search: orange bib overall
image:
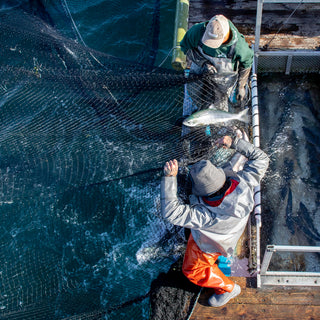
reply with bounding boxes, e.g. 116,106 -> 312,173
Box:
182,234 -> 234,294
182,179 -> 239,294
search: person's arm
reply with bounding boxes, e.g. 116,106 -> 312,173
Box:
233,30 -> 254,70
180,23 -> 206,54
180,31 -> 192,54
218,135 -> 269,187
237,67 -> 251,102
161,159 -> 215,229
228,21 -> 253,102
230,137 -> 269,187
234,33 -> 253,102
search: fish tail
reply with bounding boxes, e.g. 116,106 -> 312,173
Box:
238,108 -> 250,123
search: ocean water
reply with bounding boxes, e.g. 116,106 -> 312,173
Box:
0,1 -> 182,319
259,74 -> 320,272
1,1 -> 320,319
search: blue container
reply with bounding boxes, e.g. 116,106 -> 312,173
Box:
217,256 -> 231,277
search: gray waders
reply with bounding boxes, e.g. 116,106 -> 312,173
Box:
186,44 -> 238,112
182,44 -> 239,163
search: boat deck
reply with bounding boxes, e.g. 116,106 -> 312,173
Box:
189,277 -> 320,319
189,0 -> 320,50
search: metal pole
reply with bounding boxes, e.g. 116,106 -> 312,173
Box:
268,245 -> 320,253
260,249 -> 274,274
265,271 -> 320,276
264,0 -> 320,3
251,58 -> 263,286
254,0 -> 264,53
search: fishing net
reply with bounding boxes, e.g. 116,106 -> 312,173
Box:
0,1 -> 242,319
2,1 -> 320,319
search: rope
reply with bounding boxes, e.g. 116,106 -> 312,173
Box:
106,291 -> 151,314
185,288 -> 202,320
60,0 -> 106,66
136,0 -> 161,66
60,0 -> 86,46
263,0 -> 303,50
158,46 -> 177,68
62,292 -> 150,319
60,0 -> 122,109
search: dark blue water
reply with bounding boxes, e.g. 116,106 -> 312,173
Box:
1,2 -> 320,319
0,1 -> 182,319
259,74 -> 320,272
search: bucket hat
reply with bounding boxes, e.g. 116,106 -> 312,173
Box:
190,160 -> 226,196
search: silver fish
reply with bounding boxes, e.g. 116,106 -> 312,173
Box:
183,108 -> 250,127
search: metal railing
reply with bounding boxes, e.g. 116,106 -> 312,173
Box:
250,59 -> 262,278
254,0 -> 320,74
258,245 -> 320,287
254,0 -> 320,287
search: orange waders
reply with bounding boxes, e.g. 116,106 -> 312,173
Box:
182,234 -> 235,294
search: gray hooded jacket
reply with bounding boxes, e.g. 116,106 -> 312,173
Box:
160,139 -> 269,257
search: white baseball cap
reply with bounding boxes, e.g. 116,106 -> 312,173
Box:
201,15 -> 230,49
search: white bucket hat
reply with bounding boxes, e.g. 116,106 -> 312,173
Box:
201,15 -> 230,49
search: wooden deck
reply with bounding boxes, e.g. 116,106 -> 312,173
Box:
190,277 -> 320,319
189,0 -> 320,50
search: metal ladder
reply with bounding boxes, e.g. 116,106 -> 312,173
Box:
258,245 -> 320,287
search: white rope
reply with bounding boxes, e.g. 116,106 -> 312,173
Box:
158,46 -> 178,67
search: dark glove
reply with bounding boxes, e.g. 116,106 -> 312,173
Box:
237,67 -> 251,101
237,86 -> 246,101
203,62 -> 217,74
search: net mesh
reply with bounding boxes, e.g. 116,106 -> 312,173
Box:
3,1 -> 319,319
0,1 -> 220,319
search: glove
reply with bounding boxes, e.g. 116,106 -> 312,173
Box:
236,86 -> 246,101
237,67 -> 251,102
203,62 -> 217,74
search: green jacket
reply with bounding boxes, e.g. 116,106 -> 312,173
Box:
180,20 -> 253,70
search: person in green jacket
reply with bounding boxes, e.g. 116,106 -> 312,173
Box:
180,15 -> 253,111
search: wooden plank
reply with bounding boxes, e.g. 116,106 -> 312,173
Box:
189,0 -> 320,34
190,304 -> 320,319
199,287 -> 320,306
190,277 -> 320,319
245,35 -> 320,50
188,0 -> 320,50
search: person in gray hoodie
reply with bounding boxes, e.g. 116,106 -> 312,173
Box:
161,135 -> 269,307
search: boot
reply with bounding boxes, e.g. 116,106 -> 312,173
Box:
208,284 -> 241,307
